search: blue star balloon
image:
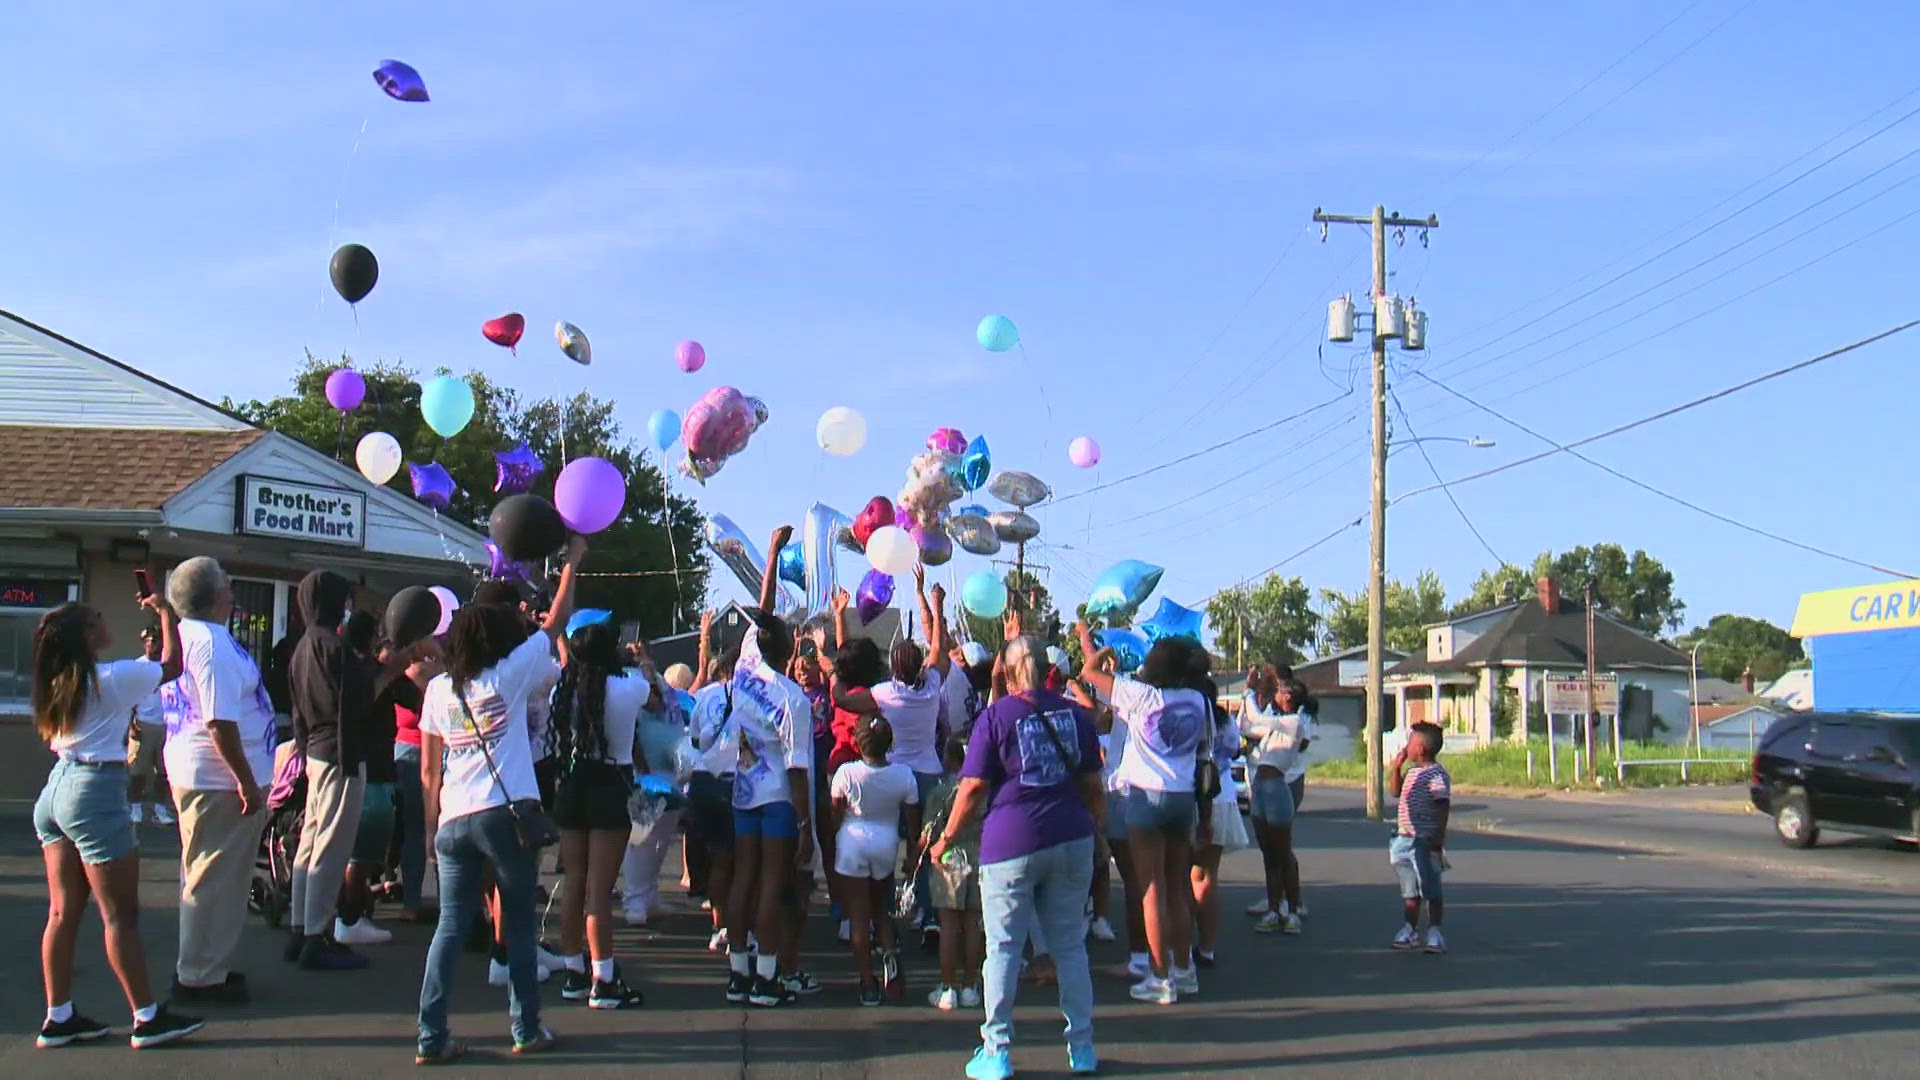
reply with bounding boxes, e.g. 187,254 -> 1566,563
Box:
1095,628 -> 1149,673
409,461 -> 455,511
957,503 -> 990,519
1139,598 -> 1204,645
1085,559 -> 1163,622
373,59 -> 429,102
777,543 -> 806,589
494,441 -> 544,495
961,435 -> 991,491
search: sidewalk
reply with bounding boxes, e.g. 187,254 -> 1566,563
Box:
1315,777 -> 1755,816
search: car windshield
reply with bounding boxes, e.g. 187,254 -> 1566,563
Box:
1890,722 -> 1920,763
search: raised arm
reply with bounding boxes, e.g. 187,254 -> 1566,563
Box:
140,594 -> 183,685
1074,623 -> 1117,698
538,535 -> 589,640
927,578 -> 953,676
759,525 -> 794,615
691,609 -> 715,691
831,587 -> 852,649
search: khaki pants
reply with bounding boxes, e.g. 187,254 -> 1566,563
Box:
173,788 -> 270,988
290,758 -> 366,936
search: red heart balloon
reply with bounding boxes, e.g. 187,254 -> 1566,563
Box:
852,496 -> 896,550
483,313 -> 526,353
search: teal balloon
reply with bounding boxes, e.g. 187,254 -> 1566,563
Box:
420,375 -> 476,439
976,314 -> 1019,353
648,408 -> 681,452
961,435 -> 990,491
1086,559 -> 1163,621
961,570 -> 1009,619
1095,628 -> 1148,673
777,544 -> 806,589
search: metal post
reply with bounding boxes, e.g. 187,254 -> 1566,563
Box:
1584,580 -> 1598,782
1313,205 -> 1438,819
1690,640 -> 1704,759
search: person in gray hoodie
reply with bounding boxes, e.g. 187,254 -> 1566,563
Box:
286,571 -> 377,971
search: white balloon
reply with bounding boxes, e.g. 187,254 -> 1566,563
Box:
865,525 -> 919,576
815,406 -> 867,456
428,585 -> 460,636
355,432 -> 403,485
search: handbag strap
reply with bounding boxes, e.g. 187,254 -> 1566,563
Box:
452,686 -> 518,808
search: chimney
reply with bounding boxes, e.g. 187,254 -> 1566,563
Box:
1742,665 -> 1755,694
1537,576 -> 1559,614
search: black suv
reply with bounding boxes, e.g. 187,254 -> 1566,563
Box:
1750,711 -> 1920,849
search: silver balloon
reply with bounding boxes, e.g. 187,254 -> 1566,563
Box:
703,514 -> 801,615
555,321 -> 592,366
988,470 -> 1051,508
948,513 -> 1001,556
989,510 -> 1040,543
803,502 -> 855,614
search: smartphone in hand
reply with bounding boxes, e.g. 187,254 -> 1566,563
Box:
134,568 -> 153,600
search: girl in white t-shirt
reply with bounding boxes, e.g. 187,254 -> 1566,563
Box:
31,595 -> 204,1049
545,620 -> 650,1010
830,717 -> 920,1006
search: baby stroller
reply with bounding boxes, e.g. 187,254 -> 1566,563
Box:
249,741 -> 306,929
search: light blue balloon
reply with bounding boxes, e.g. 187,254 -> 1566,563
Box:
1095,628 -> 1149,673
1086,559 -> 1163,622
957,503 -> 989,519
961,570 -> 1009,619
419,375 -> 476,439
961,435 -> 990,491
566,608 -> 613,637
648,408 -> 681,452
977,314 -> 1019,353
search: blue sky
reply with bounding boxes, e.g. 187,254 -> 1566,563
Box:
6,1 -> 1918,637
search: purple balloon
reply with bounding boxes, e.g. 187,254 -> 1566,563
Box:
409,461 -> 455,511
494,441 -> 544,495
554,456 -> 626,534
855,569 -> 894,624
373,59 -> 429,102
324,368 -> 366,412
486,541 -> 529,581
913,524 -> 953,567
1068,435 -> 1101,469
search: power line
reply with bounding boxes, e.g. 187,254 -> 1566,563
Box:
1409,368 -> 1916,580
1048,390 -> 1352,506
1388,387 -> 1505,568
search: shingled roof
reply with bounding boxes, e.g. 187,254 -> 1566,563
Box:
1389,595 -> 1688,677
0,425 -> 265,510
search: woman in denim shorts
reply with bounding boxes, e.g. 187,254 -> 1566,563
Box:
31,597 -> 202,1050
1074,627 -> 1212,1005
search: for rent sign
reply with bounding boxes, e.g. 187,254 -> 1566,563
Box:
234,475 -> 367,548
1543,674 -> 1617,716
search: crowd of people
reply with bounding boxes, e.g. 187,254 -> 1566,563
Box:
24,523 -> 1456,1072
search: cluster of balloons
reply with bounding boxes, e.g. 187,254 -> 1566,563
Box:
680,386 -> 768,483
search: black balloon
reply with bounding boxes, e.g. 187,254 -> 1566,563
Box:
330,243 -> 379,304
490,493 -> 567,562
385,585 -> 440,648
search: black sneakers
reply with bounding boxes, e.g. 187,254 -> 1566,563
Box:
587,972 -> 645,1010
130,1007 -> 205,1049
36,1013 -> 110,1048
747,973 -> 794,1008
171,973 -> 249,1005
561,968 -> 592,1002
725,970 -> 751,1004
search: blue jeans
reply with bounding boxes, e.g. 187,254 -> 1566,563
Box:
911,771 -> 942,924
979,835 -> 1096,1055
393,742 -> 427,909
418,805 -> 542,1052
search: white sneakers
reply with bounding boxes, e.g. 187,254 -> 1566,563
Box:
1129,975 -> 1176,1005
488,958 -> 555,986
837,919 -> 852,943
707,929 -> 728,953
1126,954 -> 1151,980
1170,965 -> 1199,996
1087,916 -> 1116,942
1392,923 -> 1420,950
1391,924 -> 1447,953
1244,898 -> 1270,917
959,985 -> 981,1008
1281,913 -> 1303,935
1424,927 -> 1447,954
1253,912 -> 1283,934
129,803 -> 146,825
334,917 -> 392,946
929,985 -> 959,1011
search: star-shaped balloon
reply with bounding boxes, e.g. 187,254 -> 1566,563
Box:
1139,597 -> 1204,644
409,462 -> 455,511
494,441 -> 544,495
485,541 -> 529,581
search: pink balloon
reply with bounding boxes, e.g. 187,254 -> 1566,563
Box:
681,386 -> 765,464
927,427 -> 967,455
676,340 -> 706,373
553,456 -> 627,534
1068,436 -> 1101,469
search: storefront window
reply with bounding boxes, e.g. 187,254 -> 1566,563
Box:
229,578 -> 276,664
0,577 -> 80,711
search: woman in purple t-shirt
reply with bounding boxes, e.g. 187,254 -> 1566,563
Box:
929,634 -> 1104,1080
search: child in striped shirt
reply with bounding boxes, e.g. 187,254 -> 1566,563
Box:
1388,721 -> 1450,955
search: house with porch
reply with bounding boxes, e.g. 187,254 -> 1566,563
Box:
1385,577 -> 1695,746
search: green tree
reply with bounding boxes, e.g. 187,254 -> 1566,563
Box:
1455,545 -> 1685,636
229,353 -> 707,637
1676,614 -> 1804,684
1320,569 -> 1448,655
1205,573 -> 1318,671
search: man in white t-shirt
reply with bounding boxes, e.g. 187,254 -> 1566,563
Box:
164,558 -> 278,1004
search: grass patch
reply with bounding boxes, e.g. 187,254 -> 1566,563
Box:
1312,738 -> 1750,790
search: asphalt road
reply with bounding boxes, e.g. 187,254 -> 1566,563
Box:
2,787 -> 1916,1079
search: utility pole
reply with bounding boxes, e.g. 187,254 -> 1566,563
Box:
1314,205 -> 1439,820
1584,580 -> 1598,783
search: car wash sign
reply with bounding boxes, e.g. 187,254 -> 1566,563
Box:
235,475 -> 366,548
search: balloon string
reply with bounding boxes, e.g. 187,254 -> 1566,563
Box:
661,471 -> 683,634
322,115 -> 370,317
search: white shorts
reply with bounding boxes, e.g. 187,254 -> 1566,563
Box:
834,821 -> 900,880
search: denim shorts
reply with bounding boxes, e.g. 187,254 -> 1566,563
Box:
1248,770 -> 1296,825
1105,790 -> 1130,841
34,759 -> 136,865
1122,787 -> 1197,837
735,799 -> 800,840
1390,834 -> 1444,902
